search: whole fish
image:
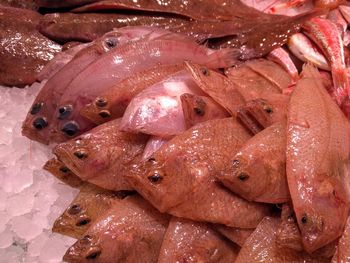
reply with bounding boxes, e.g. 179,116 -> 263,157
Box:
303,17 -> 349,105
185,62 -> 245,115
22,27 -> 159,144
237,94 -> 289,134
218,121 -> 290,203
80,64 -> 184,125
53,119 -> 148,191
0,6 -> 61,87
267,47 -> 299,82
142,136 -> 170,161
288,33 -> 330,71
51,36 -> 238,142
43,158 -> 83,188
332,216 -> 350,262
158,217 -> 239,263
180,93 -> 230,128
128,118 -> 271,228
235,217 -> 330,263
214,225 -> 254,247
64,194 -> 170,263
286,64 -> 350,252
120,70 -> 204,137
52,184 -> 120,239
39,12 -> 189,43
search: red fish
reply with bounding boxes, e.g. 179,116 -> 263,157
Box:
287,64 -> 350,252
332,216 -> 350,262
214,225 -> 254,247
267,47 -> 299,82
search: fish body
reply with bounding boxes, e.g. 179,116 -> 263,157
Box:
80,64 -> 184,125
64,194 -> 169,263
158,217 -> 239,263
53,119 -> 148,191
214,225 -> 254,247
129,118 -> 270,228
142,136 -> 170,161
332,216 -> 350,262
286,64 -> 350,252
218,121 -> 290,203
267,47 -> 299,82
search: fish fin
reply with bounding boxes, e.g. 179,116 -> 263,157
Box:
206,48 -> 241,68
331,67 -> 349,105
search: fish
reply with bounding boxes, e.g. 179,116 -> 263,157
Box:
288,33 -> 330,71
52,184 -> 122,239
158,217 -> 239,263
43,158 -> 84,188
303,17 -> 349,105
225,62 -> 283,101
35,0 -> 97,8
119,70 -> 204,137
218,121 -> 290,203
53,118 -> 148,191
0,0 -> 38,9
38,12 -> 189,43
37,43 -> 89,82
80,64 -> 184,125
185,62 -> 245,115
214,225 -> 254,247
72,0 -> 266,21
22,28 -> 157,144
128,118 -> 271,228
332,216 -> 350,262
235,217 -> 330,263
63,194 -> 170,263
180,93 -> 230,129
339,5 -> 350,24
237,94 -> 289,135
328,8 -> 348,34
286,64 -> 350,252
267,47 -> 299,82
0,6 -> 61,87
142,136 -> 170,161
314,0 -> 344,9
51,35 -> 238,142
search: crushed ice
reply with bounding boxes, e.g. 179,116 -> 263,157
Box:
0,83 -> 79,263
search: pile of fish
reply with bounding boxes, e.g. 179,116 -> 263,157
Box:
2,0 -> 350,262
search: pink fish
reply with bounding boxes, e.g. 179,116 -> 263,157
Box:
267,47 -> 299,82
332,216 -> 350,262
142,136 -> 170,161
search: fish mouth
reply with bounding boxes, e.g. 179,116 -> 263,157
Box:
53,145 -> 82,177
21,125 -> 49,145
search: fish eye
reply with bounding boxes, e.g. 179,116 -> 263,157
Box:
200,67 -> 209,76
59,166 -> 70,173
148,171 -> 163,184
67,204 -> 82,215
61,121 -> 79,137
58,105 -> 73,120
237,172 -> 249,181
30,102 -> 44,115
76,216 -> 91,226
85,247 -> 101,260
301,214 -> 308,224
104,37 -> 118,49
32,117 -> 48,130
74,149 -> 88,159
193,106 -> 205,116
98,110 -> 111,118
95,97 -> 107,108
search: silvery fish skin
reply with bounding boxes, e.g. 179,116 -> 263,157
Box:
128,118 -> 271,228
64,195 -> 170,263
51,35 -> 238,142
218,121 -> 290,204
180,93 -> 230,129
158,217 -> 239,263
286,64 -> 350,252
52,184 -> 119,239
80,64 -> 184,125
53,119 -> 148,191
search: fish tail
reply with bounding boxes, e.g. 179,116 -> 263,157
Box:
331,67 -> 349,105
206,48 -> 241,68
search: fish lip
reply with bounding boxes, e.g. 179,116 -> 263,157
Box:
21,125 -> 49,145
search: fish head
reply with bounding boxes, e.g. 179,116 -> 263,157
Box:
43,158 -> 83,188
53,132 -> 112,180
130,153 -> 201,212
80,95 -> 117,125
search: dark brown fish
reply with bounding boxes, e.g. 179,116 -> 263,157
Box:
235,217 -> 330,262
39,12 -> 189,43
52,184 -> 119,239
287,64 -> 350,252
80,64 -> 184,125
34,0 -> 97,8
43,158 -> 84,188
218,121 -> 290,204
214,225 -> 254,247
0,6 -> 61,87
0,0 -> 38,9
158,217 -> 239,263
53,119 -> 148,191
237,94 -> 289,135
129,118 -> 271,228
64,194 -> 169,263
185,62 -> 245,116
181,93 -> 230,128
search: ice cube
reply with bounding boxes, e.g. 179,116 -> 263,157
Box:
0,227 -> 13,249
10,216 -> 42,241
